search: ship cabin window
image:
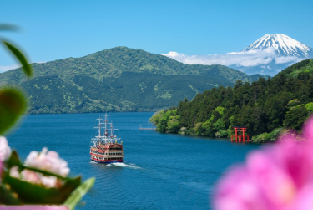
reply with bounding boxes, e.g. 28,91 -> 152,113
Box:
109,147 -> 122,151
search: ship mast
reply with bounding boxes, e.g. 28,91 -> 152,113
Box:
92,116 -> 103,147
110,121 -> 119,142
97,117 -> 102,138
103,114 -> 110,143
91,114 -> 120,147
110,121 -> 114,142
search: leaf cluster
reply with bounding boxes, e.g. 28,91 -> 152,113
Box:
0,24 -> 95,209
0,24 -> 32,135
0,151 -> 94,209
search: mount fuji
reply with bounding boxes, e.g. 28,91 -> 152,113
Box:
242,34 -> 313,58
164,34 -> 313,76
229,34 -> 313,75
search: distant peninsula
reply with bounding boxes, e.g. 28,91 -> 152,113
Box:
149,59 -> 313,142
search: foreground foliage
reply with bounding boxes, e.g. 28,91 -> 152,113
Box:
0,144 -> 94,208
0,23 -> 94,209
150,59 -> 313,142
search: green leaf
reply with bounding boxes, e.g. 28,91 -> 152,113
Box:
3,174 -> 82,205
4,174 -> 62,204
6,150 -> 22,169
1,39 -> 33,77
0,184 -> 22,205
59,176 -> 82,197
63,177 -> 95,210
0,88 -> 26,135
0,24 -> 19,32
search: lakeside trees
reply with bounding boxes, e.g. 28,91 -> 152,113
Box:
150,59 -> 313,142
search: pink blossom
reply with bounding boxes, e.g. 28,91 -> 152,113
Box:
41,175 -> 58,188
21,170 -> 41,184
6,148 -> 69,188
9,166 -> 60,188
213,116 -> 313,210
9,166 -> 19,178
0,136 -> 11,161
24,147 -> 69,177
0,159 -> 3,178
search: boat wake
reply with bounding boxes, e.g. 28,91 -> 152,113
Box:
107,162 -> 142,169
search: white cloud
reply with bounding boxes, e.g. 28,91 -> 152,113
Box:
0,64 -> 21,72
35,61 -> 47,64
275,56 -> 301,64
0,61 -> 46,73
163,48 -> 301,68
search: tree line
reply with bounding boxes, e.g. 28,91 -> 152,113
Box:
150,59 -> 313,142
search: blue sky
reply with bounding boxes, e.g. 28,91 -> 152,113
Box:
1,0 -> 313,70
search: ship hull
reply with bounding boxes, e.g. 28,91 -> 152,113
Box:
90,158 -> 123,164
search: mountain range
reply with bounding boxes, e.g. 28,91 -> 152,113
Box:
165,34 -> 313,76
0,47 -> 268,114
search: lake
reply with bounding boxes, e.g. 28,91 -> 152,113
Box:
7,112 -> 260,210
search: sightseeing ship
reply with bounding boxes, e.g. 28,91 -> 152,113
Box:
90,114 -> 124,163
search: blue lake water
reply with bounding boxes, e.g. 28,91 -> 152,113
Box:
7,112 -> 260,210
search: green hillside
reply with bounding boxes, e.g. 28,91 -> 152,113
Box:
0,47 -> 269,114
150,59 -> 313,142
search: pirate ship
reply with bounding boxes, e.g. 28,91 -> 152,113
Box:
90,114 -> 124,163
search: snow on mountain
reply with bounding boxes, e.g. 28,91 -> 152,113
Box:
242,34 -> 313,58
164,34 -> 313,76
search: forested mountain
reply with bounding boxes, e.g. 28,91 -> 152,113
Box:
150,59 -> 313,142
0,47 -> 269,114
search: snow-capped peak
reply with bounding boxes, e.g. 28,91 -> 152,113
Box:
242,34 -> 313,58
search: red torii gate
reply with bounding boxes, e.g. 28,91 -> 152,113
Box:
231,126 -> 249,143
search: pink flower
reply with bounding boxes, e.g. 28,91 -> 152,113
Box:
0,136 -> 11,161
24,147 -> 69,177
21,170 -> 41,184
41,176 -> 58,188
9,166 -> 19,178
213,116 -> 313,210
8,148 -> 69,188
0,160 -> 3,178
9,166 -> 60,188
